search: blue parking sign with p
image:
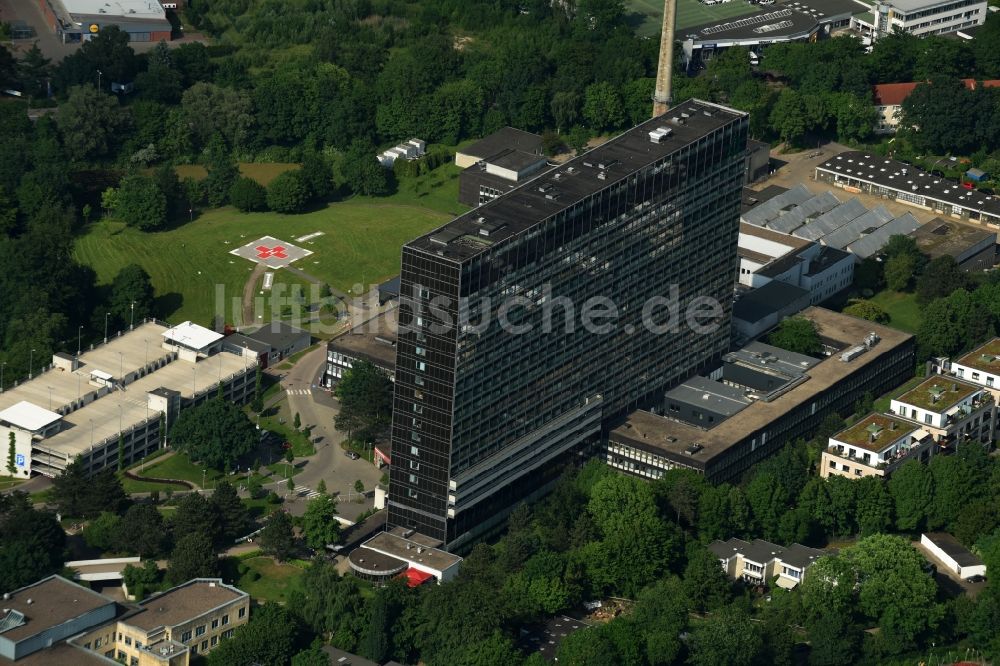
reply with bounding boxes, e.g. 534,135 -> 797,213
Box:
15,454 -> 25,467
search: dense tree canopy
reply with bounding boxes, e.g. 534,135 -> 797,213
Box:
169,398 -> 257,470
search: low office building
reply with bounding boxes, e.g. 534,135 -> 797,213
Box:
98,579 -> 249,662
454,127 -> 542,169
889,376 -> 995,449
323,307 -> 398,387
911,219 -> 997,271
456,128 -> 549,207
815,151 -> 1000,226
605,308 -> 915,483
458,150 -> 550,207
36,0 -> 172,44
732,280 -> 812,341
0,576 -> 246,666
920,533 -> 987,579
0,321 -> 256,478
852,0 -> 988,40
738,222 -> 855,304
709,538 -> 827,589
244,322 -> 310,366
821,412 -> 935,479
872,79 -> 1000,133
0,576 -> 118,664
349,529 -> 462,587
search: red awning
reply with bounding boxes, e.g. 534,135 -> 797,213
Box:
398,567 -> 434,588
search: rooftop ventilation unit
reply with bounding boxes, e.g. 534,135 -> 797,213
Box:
648,127 -> 672,144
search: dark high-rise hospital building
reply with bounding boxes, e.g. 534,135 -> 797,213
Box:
387,101 -> 749,549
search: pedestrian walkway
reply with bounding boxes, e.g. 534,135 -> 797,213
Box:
286,388 -> 313,396
292,484 -> 322,499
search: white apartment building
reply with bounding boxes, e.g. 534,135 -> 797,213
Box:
709,538 -> 827,589
889,376 -> 995,449
853,0 -> 987,38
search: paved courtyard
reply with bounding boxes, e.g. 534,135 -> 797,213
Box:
230,236 -> 313,269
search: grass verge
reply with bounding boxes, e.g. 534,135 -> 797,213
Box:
869,290 -> 922,334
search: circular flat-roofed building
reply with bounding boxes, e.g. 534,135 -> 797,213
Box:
348,547 -> 408,584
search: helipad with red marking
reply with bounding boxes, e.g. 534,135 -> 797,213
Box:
230,236 -> 313,268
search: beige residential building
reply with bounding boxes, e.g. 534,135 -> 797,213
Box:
821,412 -> 935,479
0,577 -> 248,666
889,376 -> 995,450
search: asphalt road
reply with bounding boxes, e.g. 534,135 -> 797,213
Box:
270,344 -> 382,521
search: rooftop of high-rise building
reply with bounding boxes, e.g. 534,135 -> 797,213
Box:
407,100 -> 746,262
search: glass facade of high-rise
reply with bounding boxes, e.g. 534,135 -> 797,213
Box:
388,101 -> 750,548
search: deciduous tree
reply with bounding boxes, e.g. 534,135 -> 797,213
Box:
169,399 -> 257,471
260,510 -> 296,561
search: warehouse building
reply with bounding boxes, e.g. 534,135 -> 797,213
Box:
36,0 -> 172,43
911,219 -> 996,271
815,152 -> 1000,226
0,320 -> 256,479
742,183 -> 923,258
605,308 -> 915,483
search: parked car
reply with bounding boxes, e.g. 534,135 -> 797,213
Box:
345,451 -> 360,460
965,574 -> 987,584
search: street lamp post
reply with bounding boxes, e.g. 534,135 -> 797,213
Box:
47,386 -> 52,410
29,349 -> 35,379
97,69 -> 102,90
77,325 -> 83,357
104,313 -> 110,343
130,302 -> 135,330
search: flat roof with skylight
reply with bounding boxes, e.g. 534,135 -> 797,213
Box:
831,413 -> 920,452
955,339 -> 1000,375
895,377 -> 980,412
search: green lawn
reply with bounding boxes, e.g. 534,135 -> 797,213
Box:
0,477 -> 27,491
74,170 -> 462,327
627,0 -> 761,35
121,476 -> 188,494
226,556 -> 305,604
140,452 -> 225,488
869,291 -> 923,334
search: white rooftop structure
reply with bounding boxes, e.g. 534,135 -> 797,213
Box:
162,321 -> 224,352
60,0 -> 165,19
0,401 -> 62,432
0,321 -> 256,478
